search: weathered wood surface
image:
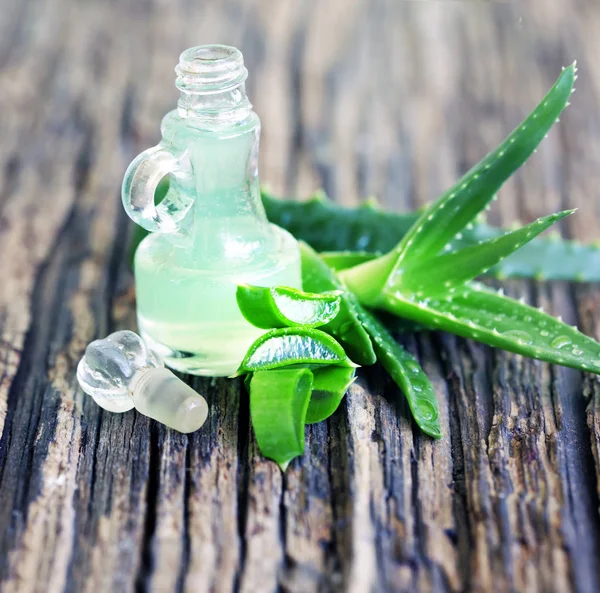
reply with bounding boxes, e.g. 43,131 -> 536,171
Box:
1,0 -> 600,591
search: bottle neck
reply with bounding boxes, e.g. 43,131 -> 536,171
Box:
175,45 -> 252,124
168,46 -> 272,265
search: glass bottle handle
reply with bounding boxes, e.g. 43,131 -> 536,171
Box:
122,144 -> 193,232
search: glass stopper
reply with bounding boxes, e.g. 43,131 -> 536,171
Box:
77,330 -> 208,433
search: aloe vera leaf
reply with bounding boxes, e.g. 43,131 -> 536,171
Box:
305,366 -> 356,424
340,66 -> 576,298
261,192 -> 600,282
357,309 -> 442,438
456,224 -> 600,282
236,284 -> 342,329
249,369 -> 314,471
235,327 -> 354,375
396,210 -> 574,297
261,190 -> 418,254
392,65 -> 575,266
299,242 -> 377,365
377,283 -> 600,374
320,251 -> 380,271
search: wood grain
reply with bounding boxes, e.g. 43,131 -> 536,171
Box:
1,0 -> 600,591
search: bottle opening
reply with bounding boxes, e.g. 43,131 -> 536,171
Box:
184,45 -> 237,64
176,44 -> 248,93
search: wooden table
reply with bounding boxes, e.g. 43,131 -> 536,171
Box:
1,0 -> 600,591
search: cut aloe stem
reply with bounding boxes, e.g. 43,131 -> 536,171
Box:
305,366 -> 356,424
249,369 -> 314,471
236,284 -> 342,329
300,242 -> 377,365
234,326 -> 355,375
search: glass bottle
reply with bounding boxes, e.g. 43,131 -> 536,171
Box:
122,45 -> 301,376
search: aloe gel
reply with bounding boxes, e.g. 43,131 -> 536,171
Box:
122,46 -> 301,376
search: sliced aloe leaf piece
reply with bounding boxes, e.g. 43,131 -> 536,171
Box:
396,210 -> 574,297
300,242 -> 377,365
235,327 -> 354,375
305,366 -> 356,424
340,65 -> 577,301
379,283 -> 600,374
236,284 -> 342,329
249,369 -> 314,471
357,309 -> 442,438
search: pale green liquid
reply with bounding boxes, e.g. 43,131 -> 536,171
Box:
133,108 -> 301,375
135,224 -> 301,376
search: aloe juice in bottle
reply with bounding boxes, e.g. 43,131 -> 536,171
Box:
122,45 -> 301,376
